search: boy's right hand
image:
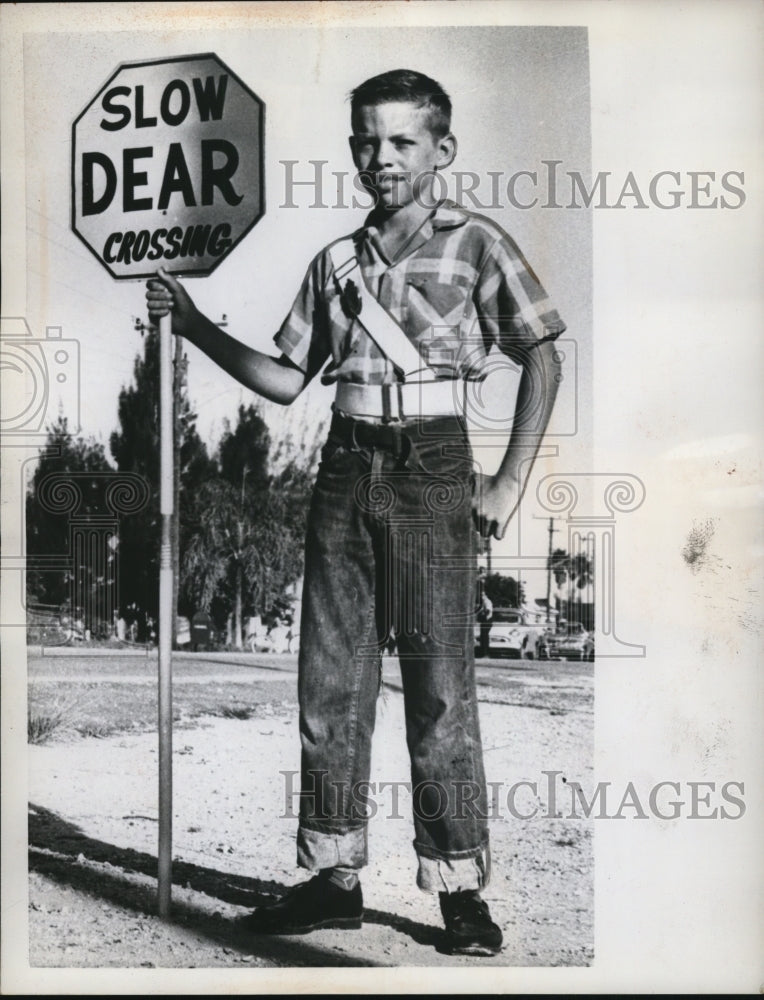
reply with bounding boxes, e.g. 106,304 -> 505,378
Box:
145,268 -> 198,338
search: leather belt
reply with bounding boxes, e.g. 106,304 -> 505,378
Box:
331,412 -> 413,454
335,380 -> 466,423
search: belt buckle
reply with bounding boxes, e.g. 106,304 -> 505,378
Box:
381,383 -> 403,423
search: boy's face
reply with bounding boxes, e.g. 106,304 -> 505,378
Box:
350,101 -> 456,213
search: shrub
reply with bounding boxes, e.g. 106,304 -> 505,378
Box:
27,690 -> 92,744
27,701 -> 75,744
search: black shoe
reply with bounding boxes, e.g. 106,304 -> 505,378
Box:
439,890 -> 503,956
242,873 -> 363,935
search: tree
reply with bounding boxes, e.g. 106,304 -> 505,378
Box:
549,548 -> 570,590
182,478 -> 255,648
547,547 -> 594,626
569,551 -> 593,594
110,329 -> 215,635
181,403 -> 318,648
548,548 -> 593,595
109,330 -> 161,626
218,403 -> 270,488
249,455 -> 313,618
185,404 -> 272,648
26,414 -> 113,610
176,366 -> 218,622
482,572 -> 524,609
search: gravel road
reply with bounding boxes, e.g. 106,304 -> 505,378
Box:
27,652 -> 593,970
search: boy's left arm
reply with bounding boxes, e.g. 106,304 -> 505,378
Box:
473,338 -> 561,541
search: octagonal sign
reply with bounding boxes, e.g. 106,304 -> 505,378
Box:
72,53 -> 264,279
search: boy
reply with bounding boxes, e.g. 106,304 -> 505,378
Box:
147,69 -> 565,956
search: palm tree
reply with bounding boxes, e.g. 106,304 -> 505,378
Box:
549,548 -> 570,590
570,551 -> 593,595
548,547 -> 594,625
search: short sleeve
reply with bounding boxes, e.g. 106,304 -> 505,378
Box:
273,253 -> 332,382
474,232 -> 566,363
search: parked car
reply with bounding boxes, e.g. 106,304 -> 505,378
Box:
474,608 -> 547,659
546,621 -> 594,661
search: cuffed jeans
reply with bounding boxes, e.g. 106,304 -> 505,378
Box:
296,412 -> 490,893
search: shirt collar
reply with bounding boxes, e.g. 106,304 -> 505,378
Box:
353,199 -> 468,257
430,199 -> 470,231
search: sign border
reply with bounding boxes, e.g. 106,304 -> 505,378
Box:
70,51 -> 265,280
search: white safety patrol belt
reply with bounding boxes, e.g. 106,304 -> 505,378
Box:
328,239 -> 434,382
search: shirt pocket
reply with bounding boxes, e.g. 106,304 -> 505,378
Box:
405,278 -> 470,371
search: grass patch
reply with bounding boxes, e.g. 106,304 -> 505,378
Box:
28,695 -> 80,744
77,722 -> 112,739
219,706 -> 256,720
28,687 -> 114,744
28,663 -> 299,742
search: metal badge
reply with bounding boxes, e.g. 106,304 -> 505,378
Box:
340,278 -> 363,319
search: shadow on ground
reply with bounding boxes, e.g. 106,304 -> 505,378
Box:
28,804 -> 445,966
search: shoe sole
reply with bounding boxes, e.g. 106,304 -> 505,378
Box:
448,943 -> 502,956
251,915 -> 363,935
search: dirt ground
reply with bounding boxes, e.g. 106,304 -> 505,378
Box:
26,653 -> 594,971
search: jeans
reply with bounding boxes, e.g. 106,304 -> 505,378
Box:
296,412 -> 490,893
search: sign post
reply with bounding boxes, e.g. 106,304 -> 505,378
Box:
158,311 -> 173,917
72,53 -> 264,917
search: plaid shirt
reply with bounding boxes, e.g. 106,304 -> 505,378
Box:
274,200 -> 566,386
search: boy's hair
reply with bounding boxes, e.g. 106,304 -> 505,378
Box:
350,69 -> 452,138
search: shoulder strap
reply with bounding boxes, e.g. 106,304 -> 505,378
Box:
329,238 -> 435,382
